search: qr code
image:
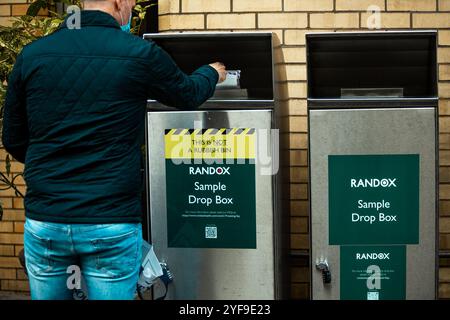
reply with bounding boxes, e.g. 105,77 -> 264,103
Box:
205,226 -> 217,239
367,291 -> 379,300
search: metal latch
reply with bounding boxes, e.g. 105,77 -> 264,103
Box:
315,258 -> 331,284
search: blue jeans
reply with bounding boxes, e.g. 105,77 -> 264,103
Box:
24,218 -> 142,300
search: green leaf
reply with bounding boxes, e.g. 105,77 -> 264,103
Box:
27,0 -> 48,17
5,154 -> 10,177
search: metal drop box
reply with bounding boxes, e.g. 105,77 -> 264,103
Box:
307,31 -> 439,300
143,32 -> 289,299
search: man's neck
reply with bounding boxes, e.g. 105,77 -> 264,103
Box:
83,2 -> 119,24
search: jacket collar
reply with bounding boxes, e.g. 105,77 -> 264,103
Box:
60,10 -> 121,30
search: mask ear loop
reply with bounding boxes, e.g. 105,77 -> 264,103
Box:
118,1 -> 129,27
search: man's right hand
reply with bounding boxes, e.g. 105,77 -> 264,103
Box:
209,62 -> 227,83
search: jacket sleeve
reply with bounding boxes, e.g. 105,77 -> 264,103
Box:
145,42 -> 219,109
2,53 -> 28,163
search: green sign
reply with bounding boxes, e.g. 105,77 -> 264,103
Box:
340,245 -> 406,300
329,154 -> 419,245
165,128 -> 256,248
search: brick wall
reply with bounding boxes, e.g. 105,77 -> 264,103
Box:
0,0 -> 40,294
158,0 -> 450,299
0,0 -> 47,27
0,147 -> 27,294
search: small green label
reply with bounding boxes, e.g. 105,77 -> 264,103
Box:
340,246 -> 406,300
166,161 -> 256,248
329,154 -> 419,245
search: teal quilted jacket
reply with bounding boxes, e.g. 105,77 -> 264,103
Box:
2,10 -> 218,223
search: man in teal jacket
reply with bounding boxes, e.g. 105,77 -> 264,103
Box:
2,0 -> 226,300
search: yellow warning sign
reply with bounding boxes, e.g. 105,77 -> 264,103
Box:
165,128 -> 255,159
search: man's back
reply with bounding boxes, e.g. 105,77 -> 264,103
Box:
3,10 -> 219,223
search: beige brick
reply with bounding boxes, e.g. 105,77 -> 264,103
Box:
290,233 -> 309,249
440,83 -> 450,98
0,187 -> 22,197
284,0 -> 333,11
0,16 -> 12,26
441,233 -> 450,250
0,257 -> 22,268
0,245 -> 14,256
440,30 -> 450,45
11,4 -> 27,15
207,13 -> 255,29
361,12 -> 410,28
441,217 -> 450,232
0,269 -> 16,280
288,82 -> 307,99
182,0 -> 230,13
291,283 -> 309,299
159,14 -> 204,31
290,183 -> 308,200
441,183 -> 450,199
290,200 -> 309,216
310,13 -> 359,29
2,186 -> 25,198
441,65 -> 450,81
442,281 -> 450,298
13,222 -> 24,233
11,4 -> 46,16
289,150 -> 308,166
291,266 -> 310,283
2,0 -> 27,3
285,30 -> 328,45
12,197 -> 24,209
441,118 -> 450,133
0,148 -> 8,158
440,133 -> 450,149
439,48 -> 450,63
441,99 -> 450,115
337,0 -> 385,11
291,216 -> 308,233
290,167 -> 308,183
0,5 -> 10,16
441,268 -> 450,282
158,0 -> 179,14
258,13 -> 307,28
440,200 -> 450,216
442,137 -> 450,152
0,233 -> 23,245
289,115 -> 308,132
388,0 -> 436,11
413,13 -> 450,28
441,166 -> 450,183
440,0 -> 450,10
284,30 -> 307,45
287,99 -> 307,116
288,132 -> 308,149
233,0 -> 281,12
282,47 -> 306,63
0,197 -> 13,209
0,160 -> 24,173
0,222 -> 14,233
12,174 -> 25,186
1,280 -> 29,292
1,209 -> 25,222
283,65 -> 307,81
